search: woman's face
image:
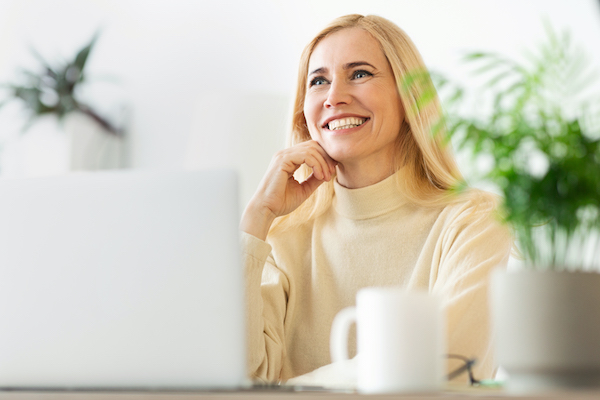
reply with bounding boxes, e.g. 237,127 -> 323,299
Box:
303,27 -> 404,170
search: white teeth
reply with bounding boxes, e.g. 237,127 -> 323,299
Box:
328,117 -> 367,130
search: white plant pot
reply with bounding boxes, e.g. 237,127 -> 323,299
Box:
63,112 -> 124,171
0,113 -> 124,177
490,269 -> 600,392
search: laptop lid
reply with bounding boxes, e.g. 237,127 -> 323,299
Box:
0,169 -> 246,390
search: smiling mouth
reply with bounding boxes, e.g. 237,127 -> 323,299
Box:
326,117 -> 368,131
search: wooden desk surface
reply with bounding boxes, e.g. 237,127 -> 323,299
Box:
0,389 -> 599,400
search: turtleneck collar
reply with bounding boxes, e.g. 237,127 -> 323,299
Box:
332,169 -> 407,220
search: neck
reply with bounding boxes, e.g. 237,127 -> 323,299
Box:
336,161 -> 397,189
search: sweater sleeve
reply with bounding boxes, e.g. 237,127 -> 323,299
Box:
241,231 -> 290,382
432,198 -> 512,382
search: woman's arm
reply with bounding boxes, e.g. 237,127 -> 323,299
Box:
241,140 -> 337,381
242,232 -> 289,381
433,196 -> 512,383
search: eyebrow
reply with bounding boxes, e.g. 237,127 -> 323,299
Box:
308,61 -> 376,76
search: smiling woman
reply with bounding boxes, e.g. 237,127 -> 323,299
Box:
240,14 -> 512,386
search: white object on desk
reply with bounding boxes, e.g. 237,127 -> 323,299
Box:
330,287 -> 445,394
0,169 -> 246,390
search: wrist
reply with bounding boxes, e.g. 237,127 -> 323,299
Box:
240,202 -> 277,241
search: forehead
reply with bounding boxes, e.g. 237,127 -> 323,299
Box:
308,27 -> 387,72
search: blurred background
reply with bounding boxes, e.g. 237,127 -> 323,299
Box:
1,0 -> 600,209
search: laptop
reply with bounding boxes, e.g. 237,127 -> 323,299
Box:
0,169 -> 247,390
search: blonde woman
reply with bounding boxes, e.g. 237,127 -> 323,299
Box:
241,14 -> 511,385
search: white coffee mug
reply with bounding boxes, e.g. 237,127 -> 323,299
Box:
330,287 -> 445,393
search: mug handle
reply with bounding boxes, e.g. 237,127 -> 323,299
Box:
330,306 -> 357,363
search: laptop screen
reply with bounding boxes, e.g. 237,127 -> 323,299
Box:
0,169 -> 247,390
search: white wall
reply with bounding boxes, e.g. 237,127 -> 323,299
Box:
1,0 -> 600,207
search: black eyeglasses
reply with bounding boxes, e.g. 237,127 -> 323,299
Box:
446,354 -> 480,386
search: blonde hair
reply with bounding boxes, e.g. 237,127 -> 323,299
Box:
274,14 -> 469,231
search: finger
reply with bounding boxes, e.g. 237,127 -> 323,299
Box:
273,150 -> 309,178
275,150 -> 325,183
299,144 -> 333,181
282,144 -> 329,181
279,141 -> 335,181
299,173 -> 326,198
305,141 -> 338,177
303,154 -> 328,181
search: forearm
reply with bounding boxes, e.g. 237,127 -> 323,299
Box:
241,232 -> 288,382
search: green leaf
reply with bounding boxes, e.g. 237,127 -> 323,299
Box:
73,31 -> 100,75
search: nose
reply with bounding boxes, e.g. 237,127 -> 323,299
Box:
324,80 -> 352,108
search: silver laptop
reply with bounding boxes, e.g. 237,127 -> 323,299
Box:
0,169 -> 247,390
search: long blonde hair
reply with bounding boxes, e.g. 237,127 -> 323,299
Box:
274,14 -> 468,231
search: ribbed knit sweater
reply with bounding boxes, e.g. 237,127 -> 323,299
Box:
242,171 -> 512,384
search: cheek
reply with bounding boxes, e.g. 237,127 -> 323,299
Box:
303,97 -> 321,136
381,92 -> 403,129
306,122 -> 320,141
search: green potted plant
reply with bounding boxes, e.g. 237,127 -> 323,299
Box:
412,26 -> 600,392
0,33 -> 124,174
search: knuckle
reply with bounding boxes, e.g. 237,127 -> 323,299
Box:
273,150 -> 287,161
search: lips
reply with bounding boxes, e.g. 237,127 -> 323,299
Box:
323,116 -> 369,131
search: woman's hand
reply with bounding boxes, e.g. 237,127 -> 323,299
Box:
241,140 -> 337,240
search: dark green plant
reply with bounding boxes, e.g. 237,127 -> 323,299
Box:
0,33 -> 122,136
408,26 -> 600,269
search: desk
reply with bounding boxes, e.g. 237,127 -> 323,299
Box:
0,390 -> 599,400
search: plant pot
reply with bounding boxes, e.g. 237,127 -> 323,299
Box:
490,269 -> 600,392
64,112 -> 124,171
0,113 -> 124,177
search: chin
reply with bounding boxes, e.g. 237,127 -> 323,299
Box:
323,149 -> 348,163
319,143 -> 347,159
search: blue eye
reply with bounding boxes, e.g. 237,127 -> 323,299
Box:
353,70 -> 372,79
309,76 -> 328,87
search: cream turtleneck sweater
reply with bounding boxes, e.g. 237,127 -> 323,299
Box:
242,172 -> 512,384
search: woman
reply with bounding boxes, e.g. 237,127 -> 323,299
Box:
240,14 -> 511,385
